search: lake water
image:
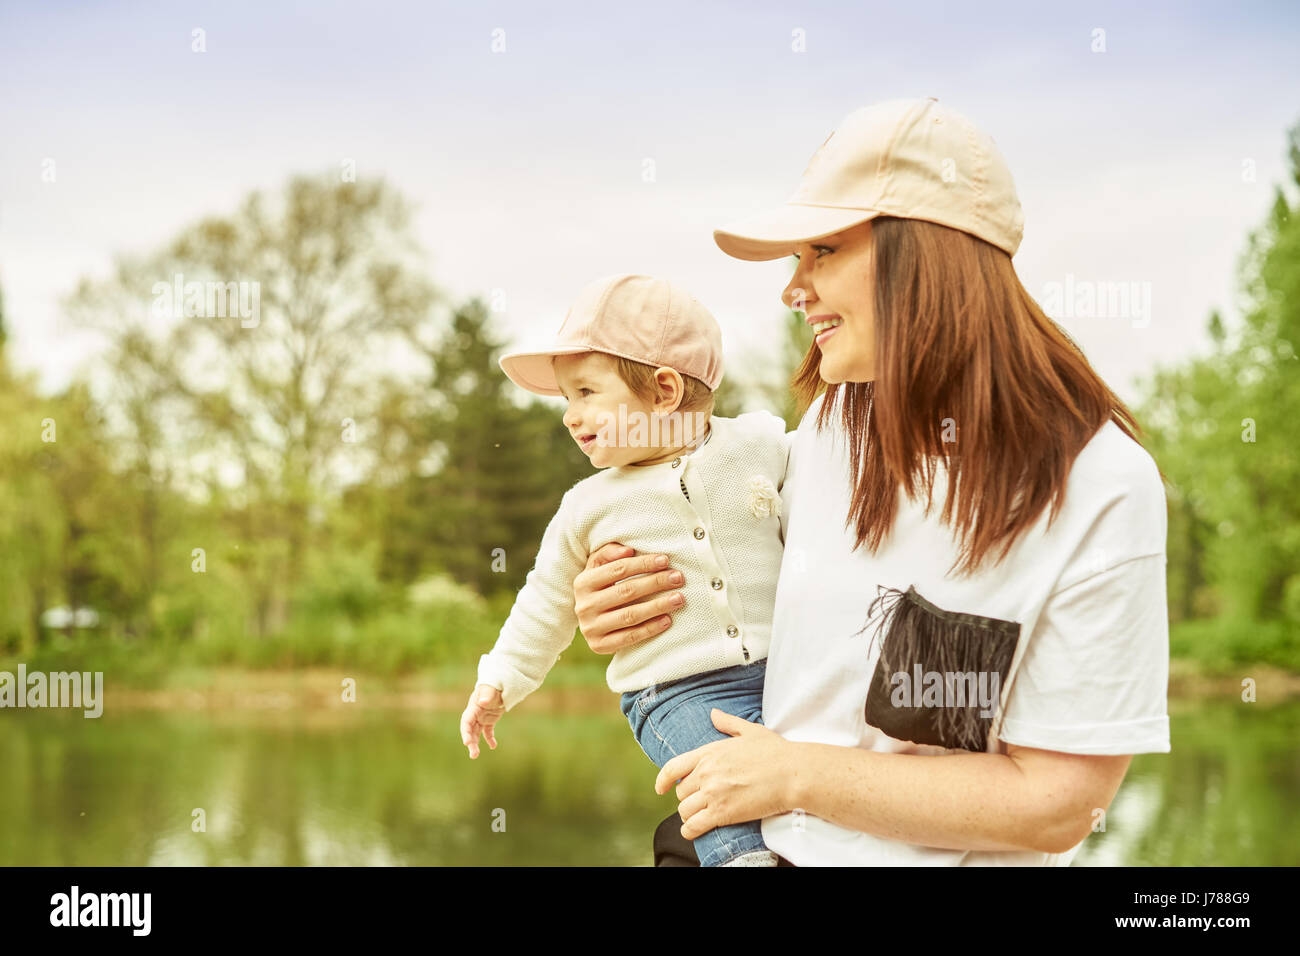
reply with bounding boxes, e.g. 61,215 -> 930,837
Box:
1,696 -> 1296,865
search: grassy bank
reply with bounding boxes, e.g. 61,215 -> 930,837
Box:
1168,616 -> 1300,672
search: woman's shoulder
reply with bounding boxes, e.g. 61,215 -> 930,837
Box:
1048,420 -> 1167,583
1065,420 -> 1165,510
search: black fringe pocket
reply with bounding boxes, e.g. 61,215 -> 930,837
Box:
861,585 -> 1022,751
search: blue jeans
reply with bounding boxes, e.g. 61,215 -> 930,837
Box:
619,659 -> 768,866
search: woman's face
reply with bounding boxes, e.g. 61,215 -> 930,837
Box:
782,219 -> 876,383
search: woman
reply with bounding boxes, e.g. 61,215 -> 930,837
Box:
571,97 -> 1171,865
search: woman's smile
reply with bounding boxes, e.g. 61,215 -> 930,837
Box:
809,313 -> 843,347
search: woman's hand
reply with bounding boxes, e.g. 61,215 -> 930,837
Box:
654,709 -> 798,840
573,542 -> 686,655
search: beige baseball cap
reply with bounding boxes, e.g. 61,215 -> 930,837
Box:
498,274 -> 724,397
714,97 -> 1024,261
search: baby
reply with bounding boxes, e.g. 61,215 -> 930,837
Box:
459,273 -> 790,867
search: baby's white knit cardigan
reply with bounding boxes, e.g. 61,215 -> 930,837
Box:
477,411 -> 792,710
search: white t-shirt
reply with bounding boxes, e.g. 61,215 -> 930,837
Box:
761,390 -> 1170,866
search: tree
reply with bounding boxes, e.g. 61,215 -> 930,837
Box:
751,306 -> 815,430
729,259 -> 818,430
376,299 -> 591,596
1137,118 -> 1300,627
0,296 -> 127,650
67,173 -> 440,636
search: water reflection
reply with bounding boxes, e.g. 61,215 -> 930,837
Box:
1,698 -> 1295,865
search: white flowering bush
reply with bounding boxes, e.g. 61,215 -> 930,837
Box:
407,572 -> 488,613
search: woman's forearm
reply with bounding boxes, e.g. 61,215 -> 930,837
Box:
782,741 -> 1113,854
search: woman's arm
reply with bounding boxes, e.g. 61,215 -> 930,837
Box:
657,711 -> 1132,855
786,740 -> 1132,854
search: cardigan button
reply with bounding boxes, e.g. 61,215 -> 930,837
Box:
693,527 -> 705,539
726,625 -> 739,638
671,457 -> 682,468
711,577 -> 723,590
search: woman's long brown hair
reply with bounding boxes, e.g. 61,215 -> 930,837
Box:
790,216 -> 1148,577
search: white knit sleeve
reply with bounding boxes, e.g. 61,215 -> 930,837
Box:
475,490 -> 588,711
779,428 -> 795,546
779,427 -> 794,491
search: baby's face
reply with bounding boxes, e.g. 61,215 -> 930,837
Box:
553,353 -> 659,468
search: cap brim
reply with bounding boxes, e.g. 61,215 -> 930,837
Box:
498,346 -> 594,397
713,204 -> 882,261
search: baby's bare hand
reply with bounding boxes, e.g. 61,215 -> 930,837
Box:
460,684 -> 505,759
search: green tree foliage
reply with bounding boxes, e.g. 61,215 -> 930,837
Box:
735,259 -> 816,430
67,173 -> 439,637
0,316 -> 136,651
1138,119 -> 1300,648
754,306 -> 814,431
371,299 -> 591,597
0,336 -> 59,653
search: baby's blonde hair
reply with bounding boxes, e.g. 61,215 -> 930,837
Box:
552,351 -> 715,415
610,355 -> 714,416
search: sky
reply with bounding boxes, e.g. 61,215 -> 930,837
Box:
2,0 -> 1298,407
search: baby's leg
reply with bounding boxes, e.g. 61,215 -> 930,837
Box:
619,660 -> 772,867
